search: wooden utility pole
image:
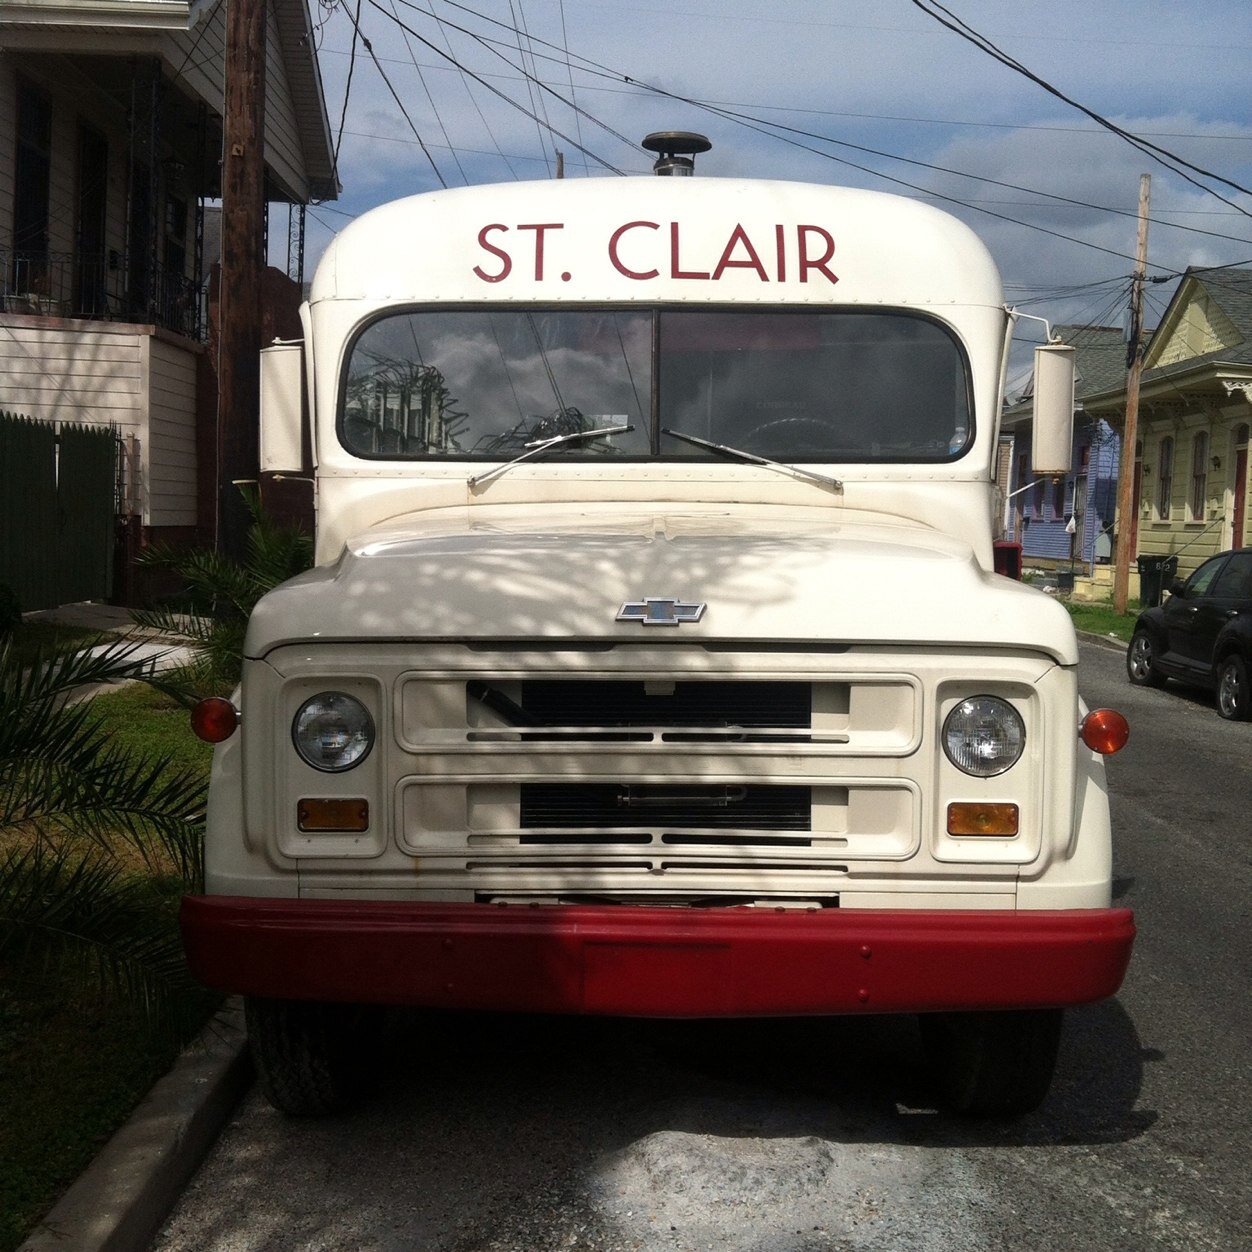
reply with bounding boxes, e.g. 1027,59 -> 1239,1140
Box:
1113,174 -> 1151,614
218,0 -> 267,557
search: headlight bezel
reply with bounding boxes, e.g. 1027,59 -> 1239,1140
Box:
942,694 -> 1027,778
291,690 -> 376,773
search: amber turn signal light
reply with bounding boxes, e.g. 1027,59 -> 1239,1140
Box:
191,697 -> 239,744
297,798 -> 370,832
1079,708 -> 1129,756
947,802 -> 1019,837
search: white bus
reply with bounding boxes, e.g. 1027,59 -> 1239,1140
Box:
183,135 -> 1134,1117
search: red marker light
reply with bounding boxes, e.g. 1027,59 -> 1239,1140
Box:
191,697 -> 239,744
1079,708 -> 1129,756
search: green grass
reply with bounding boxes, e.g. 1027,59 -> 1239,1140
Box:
0,686 -> 214,1252
90,682 -> 215,777
1063,598 -> 1138,644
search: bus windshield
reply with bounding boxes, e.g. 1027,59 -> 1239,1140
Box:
339,308 -> 972,462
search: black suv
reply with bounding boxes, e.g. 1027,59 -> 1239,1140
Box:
1127,547 -> 1252,720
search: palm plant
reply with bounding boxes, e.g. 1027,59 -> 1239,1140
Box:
133,487 -> 313,697
0,636 -> 209,1031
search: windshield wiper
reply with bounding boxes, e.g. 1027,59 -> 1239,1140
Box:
468,424 -> 634,489
661,429 -> 843,491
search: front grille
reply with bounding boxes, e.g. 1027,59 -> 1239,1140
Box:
520,783 -> 811,833
383,652 -> 925,896
467,679 -> 825,743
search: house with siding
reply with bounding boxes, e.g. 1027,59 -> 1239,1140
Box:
1002,325 -> 1125,571
0,0 -> 335,551
1083,268 -> 1252,580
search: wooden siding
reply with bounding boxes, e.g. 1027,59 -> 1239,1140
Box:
164,3 -> 310,201
162,3 -> 224,116
1134,399 -> 1250,578
1149,289 -> 1241,369
260,1 -> 308,202
146,330 -> 197,524
0,315 -> 200,526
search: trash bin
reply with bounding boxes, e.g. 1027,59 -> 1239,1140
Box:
1057,570 -> 1075,594
1137,554 -> 1180,608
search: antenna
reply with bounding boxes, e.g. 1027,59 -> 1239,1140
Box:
641,132 -> 712,176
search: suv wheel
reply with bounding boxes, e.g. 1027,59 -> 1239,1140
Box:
1127,628 -> 1166,688
1216,654 -> 1251,721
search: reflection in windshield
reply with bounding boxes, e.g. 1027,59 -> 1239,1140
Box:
342,310 -> 651,457
340,308 -> 971,462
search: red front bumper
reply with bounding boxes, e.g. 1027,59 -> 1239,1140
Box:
181,896 -> 1134,1017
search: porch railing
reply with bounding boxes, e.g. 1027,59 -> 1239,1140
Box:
0,248 -> 206,342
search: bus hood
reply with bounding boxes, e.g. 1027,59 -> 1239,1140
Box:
245,503 -> 1077,665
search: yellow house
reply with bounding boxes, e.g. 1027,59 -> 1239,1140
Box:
1084,267 -> 1252,579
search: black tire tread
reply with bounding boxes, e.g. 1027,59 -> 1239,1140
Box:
920,1007 -> 1063,1117
245,997 -> 376,1117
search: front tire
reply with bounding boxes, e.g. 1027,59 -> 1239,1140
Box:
1127,628 -> 1167,688
920,1008 -> 1063,1117
245,997 -> 382,1116
1216,654 -> 1251,721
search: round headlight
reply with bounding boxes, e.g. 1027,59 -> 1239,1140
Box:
292,692 -> 375,772
943,696 -> 1025,777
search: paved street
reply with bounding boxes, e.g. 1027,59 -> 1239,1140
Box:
152,641 -> 1252,1252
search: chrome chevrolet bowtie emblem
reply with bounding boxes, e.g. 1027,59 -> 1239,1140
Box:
616,597 -> 706,627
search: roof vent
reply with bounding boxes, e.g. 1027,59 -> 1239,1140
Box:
642,131 -> 711,176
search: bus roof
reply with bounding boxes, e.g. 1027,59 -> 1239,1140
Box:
311,176 -> 1003,312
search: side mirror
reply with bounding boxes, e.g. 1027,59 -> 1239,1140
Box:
1031,343 -> 1076,476
259,341 -> 305,474
1168,578 -> 1187,598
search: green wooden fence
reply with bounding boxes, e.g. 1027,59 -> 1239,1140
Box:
0,411 -> 117,612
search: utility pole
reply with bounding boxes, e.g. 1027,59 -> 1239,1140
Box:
218,0 -> 267,558
1113,174 -> 1151,615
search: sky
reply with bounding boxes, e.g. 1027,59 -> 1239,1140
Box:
297,0 -> 1252,385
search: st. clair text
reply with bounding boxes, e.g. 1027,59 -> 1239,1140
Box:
472,220 -> 839,285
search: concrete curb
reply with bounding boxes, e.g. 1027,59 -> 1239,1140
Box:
1077,629 -> 1130,653
18,1001 -> 254,1252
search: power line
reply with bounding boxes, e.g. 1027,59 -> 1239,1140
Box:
340,0 -> 449,188
313,43 -> 1252,146
507,0 -> 553,176
418,1 -> 1251,253
369,0 -> 629,172
430,0 -> 523,180
387,0 -> 469,185
608,75 -> 1149,264
907,0 -> 1252,218
333,0 -> 363,173
557,0 -> 589,175
325,0 -> 1249,280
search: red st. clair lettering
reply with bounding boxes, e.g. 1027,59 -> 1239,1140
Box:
796,224 -> 837,284
477,220 -> 838,286
610,222 -> 836,285
472,224 -> 511,283
472,222 -> 565,283
607,221 -> 659,280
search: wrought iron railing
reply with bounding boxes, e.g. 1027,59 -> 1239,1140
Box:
0,248 -> 206,341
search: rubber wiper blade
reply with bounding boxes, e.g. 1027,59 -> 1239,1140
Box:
469,424 -> 634,489
661,428 -> 842,490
